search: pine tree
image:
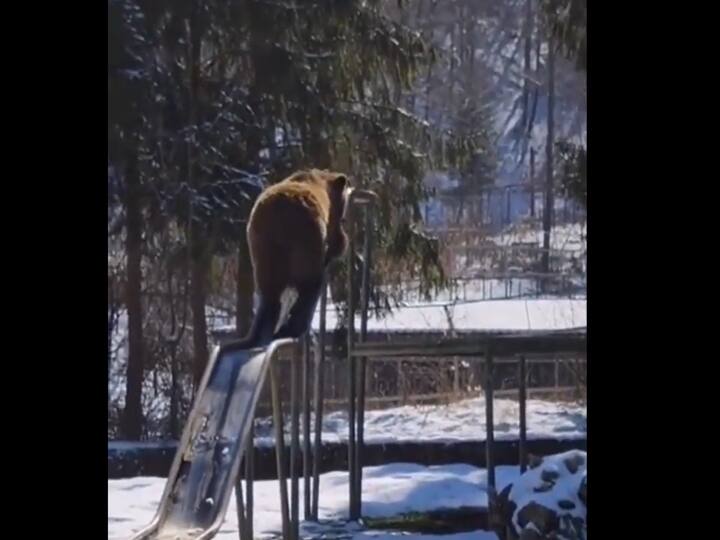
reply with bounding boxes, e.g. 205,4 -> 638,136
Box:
108,0 -> 152,440
540,0 -> 586,207
540,0 -> 586,72
108,0 -> 487,435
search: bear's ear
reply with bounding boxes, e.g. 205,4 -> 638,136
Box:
332,174 -> 348,190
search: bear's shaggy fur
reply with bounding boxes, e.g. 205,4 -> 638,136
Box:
229,169 -> 351,350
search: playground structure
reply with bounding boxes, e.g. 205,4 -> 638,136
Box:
130,189 -> 587,540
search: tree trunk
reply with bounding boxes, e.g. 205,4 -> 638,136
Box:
236,230 -> 255,337
166,263 -> 185,440
121,152 -> 144,440
108,282 -> 115,413
541,36 -> 556,281
169,341 -> 179,438
108,280 -> 115,375
521,0 -> 533,161
190,252 -> 209,390
187,0 -> 208,391
530,146 -> 536,218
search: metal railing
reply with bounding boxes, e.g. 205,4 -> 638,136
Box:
131,186 -> 586,540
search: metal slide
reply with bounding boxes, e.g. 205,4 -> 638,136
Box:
130,338 -> 296,540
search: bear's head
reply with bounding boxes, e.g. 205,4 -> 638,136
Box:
309,169 -> 353,264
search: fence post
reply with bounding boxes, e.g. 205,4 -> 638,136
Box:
518,355 -> 527,474
270,359 -> 290,540
302,336 -> 312,521
355,204 -> 372,519
311,280 -> 328,520
290,343 -> 300,540
347,203 -> 357,520
485,344 -> 497,533
530,147 -> 536,218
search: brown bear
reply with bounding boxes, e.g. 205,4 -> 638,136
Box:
228,168 -> 352,351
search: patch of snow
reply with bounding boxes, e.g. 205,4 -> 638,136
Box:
109,463 -> 513,539
253,395 -> 586,447
110,395 -> 585,451
309,299 -> 586,334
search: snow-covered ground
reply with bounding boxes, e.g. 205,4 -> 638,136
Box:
283,298 -> 585,336
108,395 -> 586,453
109,463 -> 514,540
425,277 -> 585,304
252,395 -> 586,447
490,222 -> 586,253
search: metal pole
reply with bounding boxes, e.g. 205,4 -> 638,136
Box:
234,473 -> 246,540
270,360 -> 290,540
311,280 -> 328,520
302,335 -> 312,521
245,422 -> 255,539
484,344 -> 496,517
518,355 -> 528,474
505,186 -> 511,225
530,147 -> 536,218
347,206 -> 357,520
487,191 -> 492,228
541,35 -> 556,284
290,344 -> 300,540
355,205 -> 372,518
453,358 -> 460,399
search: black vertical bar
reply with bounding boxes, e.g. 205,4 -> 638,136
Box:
519,355 -> 528,474
453,358 -> 459,398
245,422 -> 254,539
290,345 -> 300,540
270,360 -> 290,540
311,280 -> 328,520
505,186 -> 511,225
530,147 -> 536,218
487,191 -> 492,227
302,336 -> 312,521
355,205 -> 372,518
235,473 -> 246,540
541,35 -> 556,281
485,344 -> 496,510
347,206 -> 357,520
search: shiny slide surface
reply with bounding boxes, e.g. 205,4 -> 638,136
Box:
129,339 -> 294,540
